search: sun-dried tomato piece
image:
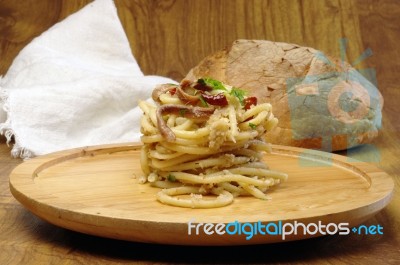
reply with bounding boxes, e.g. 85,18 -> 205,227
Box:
193,82 -> 212,92
169,87 -> 177,96
244,97 -> 257,109
201,93 -> 228,106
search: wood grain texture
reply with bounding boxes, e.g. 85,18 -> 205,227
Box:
0,0 -> 399,264
120,0 -> 366,80
9,143 -> 393,245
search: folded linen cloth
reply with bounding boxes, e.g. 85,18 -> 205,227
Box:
0,0 -> 176,158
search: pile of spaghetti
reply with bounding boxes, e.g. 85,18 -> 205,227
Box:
139,78 -> 288,208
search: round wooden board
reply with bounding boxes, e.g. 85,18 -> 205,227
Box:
9,143 -> 394,245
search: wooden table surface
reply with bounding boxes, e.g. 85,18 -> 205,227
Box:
0,0 -> 399,264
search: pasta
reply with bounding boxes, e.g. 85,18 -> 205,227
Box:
139,78 -> 288,208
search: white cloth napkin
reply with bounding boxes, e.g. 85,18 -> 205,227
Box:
0,0 -> 176,158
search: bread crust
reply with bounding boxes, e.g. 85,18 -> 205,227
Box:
185,40 -> 383,151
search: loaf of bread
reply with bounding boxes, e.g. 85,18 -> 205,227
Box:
185,40 -> 383,151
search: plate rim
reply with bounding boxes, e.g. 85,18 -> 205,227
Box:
9,143 -> 394,245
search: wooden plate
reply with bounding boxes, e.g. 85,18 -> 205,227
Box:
9,143 -> 393,245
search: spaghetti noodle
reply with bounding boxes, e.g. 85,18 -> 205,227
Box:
139,78 -> 287,208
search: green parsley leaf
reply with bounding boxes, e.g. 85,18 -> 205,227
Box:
197,78 -> 206,85
249,123 -> 257,129
230,87 -> 246,105
167,174 -> 176,182
197,78 -> 227,91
